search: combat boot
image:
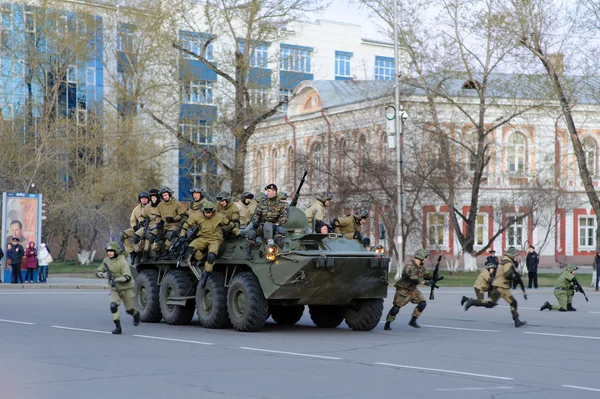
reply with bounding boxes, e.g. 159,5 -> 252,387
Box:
464,298 -> 476,311
140,250 -> 150,263
408,316 -> 420,328
129,251 -> 137,264
514,318 -> 527,328
567,304 -> 577,311
384,322 -> 392,331
460,296 -> 468,306
112,320 -> 122,335
540,301 -> 552,311
133,312 -> 140,327
245,242 -> 255,260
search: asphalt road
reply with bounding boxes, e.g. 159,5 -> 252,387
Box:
1,287 -> 600,399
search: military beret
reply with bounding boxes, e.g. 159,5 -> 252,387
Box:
12,237 -> 19,241
264,183 -> 278,191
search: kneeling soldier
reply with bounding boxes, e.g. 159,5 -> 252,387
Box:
541,264 -> 579,311
96,242 -> 140,334
384,249 -> 433,331
461,263 -> 495,306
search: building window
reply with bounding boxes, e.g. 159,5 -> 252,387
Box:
180,119 -> 212,145
250,88 -> 268,107
24,9 -> 36,34
1,104 -> 13,120
279,88 -> 293,111
1,4 -> 13,30
359,135 -> 368,173
286,146 -> 294,182
508,133 -> 526,174
182,34 -> 214,61
12,59 -> 25,77
375,56 -> 394,80
428,213 -> 446,247
475,214 -> 487,247
579,216 -> 596,249
335,51 -> 352,78
272,149 -> 281,183
507,215 -> 526,247
583,137 -> 597,176
182,81 -> 213,105
280,45 -> 312,73
67,65 -> 77,83
76,108 -> 87,126
239,41 -> 268,68
256,151 -> 264,188
313,142 -> 322,180
117,23 -> 134,52
87,67 -> 95,85
190,160 -> 204,187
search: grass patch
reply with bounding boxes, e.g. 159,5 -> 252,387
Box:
388,270 -> 593,288
49,261 -> 100,274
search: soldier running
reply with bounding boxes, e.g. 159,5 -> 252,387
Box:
384,249 -> 433,331
96,242 -> 140,334
461,262 -> 495,305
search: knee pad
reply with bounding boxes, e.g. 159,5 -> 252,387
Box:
207,252 -> 216,264
389,305 -> 400,316
110,302 -> 119,314
126,308 -> 135,315
510,298 -> 518,308
416,301 -> 427,312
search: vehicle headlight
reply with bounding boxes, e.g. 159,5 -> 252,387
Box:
266,244 -> 279,261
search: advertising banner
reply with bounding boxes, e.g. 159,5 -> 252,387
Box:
1,193 -> 42,283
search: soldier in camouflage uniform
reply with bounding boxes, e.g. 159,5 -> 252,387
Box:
121,191 -> 150,263
384,249 -> 433,330
156,187 -> 187,258
187,187 -> 207,218
461,263 -> 495,305
304,192 -> 332,230
235,192 -> 257,228
333,210 -> 370,247
95,242 -> 140,334
246,184 -> 289,259
464,247 -> 527,327
216,191 -> 241,237
179,201 -> 229,288
541,264 -> 579,311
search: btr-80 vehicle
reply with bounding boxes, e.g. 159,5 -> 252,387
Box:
131,206 -> 389,332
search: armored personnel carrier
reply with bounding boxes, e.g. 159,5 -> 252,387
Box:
131,206 -> 389,332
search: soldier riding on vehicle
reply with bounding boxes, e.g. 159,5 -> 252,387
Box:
235,192 -> 257,228
304,192 -> 332,232
246,183 -> 288,259
155,187 -> 187,259
333,210 -> 370,247
122,191 -> 150,264
216,191 -> 241,237
187,187 -> 207,218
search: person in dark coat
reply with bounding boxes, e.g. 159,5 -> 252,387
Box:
25,241 -> 38,283
526,245 -> 539,289
485,250 -> 499,267
9,238 -> 24,284
594,250 -> 600,291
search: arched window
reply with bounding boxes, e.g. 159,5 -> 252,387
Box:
313,142 -> 322,180
272,149 -> 280,183
583,137 -> 597,176
464,130 -> 478,171
286,146 -> 294,182
256,151 -> 263,188
359,135 -> 368,173
338,138 -> 348,175
508,133 -> 526,174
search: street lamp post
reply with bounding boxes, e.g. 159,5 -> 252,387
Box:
393,0 -> 405,275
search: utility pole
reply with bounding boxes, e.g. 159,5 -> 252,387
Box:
393,0 -> 405,274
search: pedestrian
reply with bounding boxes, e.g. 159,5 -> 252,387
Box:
541,264 -> 581,311
0,246 -> 3,283
464,246 -> 527,328
9,238 -> 24,284
526,245 -> 539,289
384,249 -> 433,331
485,250 -> 499,267
95,242 -> 140,334
594,250 -> 600,291
25,241 -> 38,283
37,243 -> 52,283
461,263 -> 495,306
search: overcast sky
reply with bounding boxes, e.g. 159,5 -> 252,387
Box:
313,1 -> 390,42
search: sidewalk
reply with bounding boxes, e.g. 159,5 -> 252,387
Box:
0,276 -> 108,289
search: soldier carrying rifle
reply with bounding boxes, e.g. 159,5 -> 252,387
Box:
541,264 -> 588,312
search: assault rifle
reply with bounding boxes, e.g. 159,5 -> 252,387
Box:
102,262 -> 119,292
171,225 -> 199,262
426,255 -> 444,300
572,278 -> 589,302
290,170 -> 308,207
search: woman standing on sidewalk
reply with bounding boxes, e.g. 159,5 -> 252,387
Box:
594,250 -> 600,291
25,242 -> 38,283
37,243 -> 51,283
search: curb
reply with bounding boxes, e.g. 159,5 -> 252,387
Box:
0,284 -> 108,290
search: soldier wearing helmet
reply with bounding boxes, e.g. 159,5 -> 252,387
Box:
255,192 -> 267,202
179,201 -> 230,288
187,187 -> 207,217
155,187 -> 187,259
141,189 -> 162,262
461,262 -> 496,306
384,249 -> 435,331
333,209 -> 370,247
95,242 -> 140,334
246,184 -> 289,259
235,192 -> 257,228
464,247 -> 527,328
541,264 -> 579,312
216,191 -> 241,237
304,192 -> 332,230
121,191 -> 150,263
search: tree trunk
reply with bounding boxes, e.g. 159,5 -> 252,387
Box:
463,252 -> 478,272
231,132 -> 250,194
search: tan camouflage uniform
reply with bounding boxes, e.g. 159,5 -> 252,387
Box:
385,259 -> 433,323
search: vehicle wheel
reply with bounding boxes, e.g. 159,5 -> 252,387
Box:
344,298 -> 384,331
309,305 -> 344,328
227,272 -> 268,332
270,305 -> 304,325
134,269 -> 162,323
159,269 -> 196,325
196,272 -> 230,328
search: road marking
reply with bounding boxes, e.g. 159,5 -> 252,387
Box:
587,311 -> 600,314
562,385 -> 600,392
523,332 -> 600,340
499,306 -> 540,310
0,318 -> 35,325
240,347 -> 342,360
0,291 -> 105,295
435,387 -> 513,391
420,325 -> 499,333
51,325 -> 111,334
375,362 -> 513,380
133,335 -> 214,345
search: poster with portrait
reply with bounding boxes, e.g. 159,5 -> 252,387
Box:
2,193 -> 42,283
